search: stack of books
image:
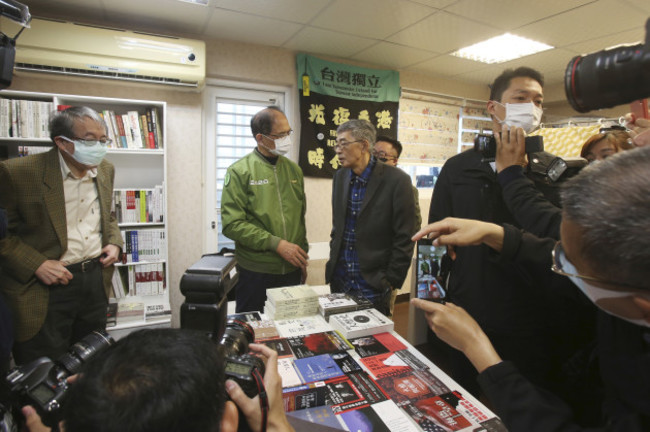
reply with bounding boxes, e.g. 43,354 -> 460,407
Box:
328,308 -> 394,338
264,285 -> 319,320
318,292 -> 374,321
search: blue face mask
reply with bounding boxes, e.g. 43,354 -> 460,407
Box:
60,136 -> 108,167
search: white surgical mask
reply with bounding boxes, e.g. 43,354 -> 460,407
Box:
559,252 -> 650,328
262,134 -> 292,156
493,101 -> 543,134
60,136 -> 108,166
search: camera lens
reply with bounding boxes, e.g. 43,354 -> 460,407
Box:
57,330 -> 114,375
565,41 -> 650,113
218,319 -> 255,358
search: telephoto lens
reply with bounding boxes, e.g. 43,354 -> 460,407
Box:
565,17 -> 650,113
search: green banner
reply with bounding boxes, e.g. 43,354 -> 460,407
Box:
297,53 -> 400,102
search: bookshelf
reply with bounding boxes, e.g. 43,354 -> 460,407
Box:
0,90 -> 170,333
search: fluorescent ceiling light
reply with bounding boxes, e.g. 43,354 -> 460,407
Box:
177,0 -> 208,5
451,33 -> 554,64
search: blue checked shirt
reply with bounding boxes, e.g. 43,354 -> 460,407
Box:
332,156 -> 378,303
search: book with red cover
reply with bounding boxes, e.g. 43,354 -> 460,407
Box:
376,369 -> 450,408
287,331 -> 352,359
349,332 -> 407,358
360,349 -> 428,379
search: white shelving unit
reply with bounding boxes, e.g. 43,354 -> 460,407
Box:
0,90 -> 170,334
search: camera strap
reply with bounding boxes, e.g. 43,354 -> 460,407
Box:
252,369 -> 269,432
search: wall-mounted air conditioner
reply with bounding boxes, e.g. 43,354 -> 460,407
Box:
11,18 -> 206,88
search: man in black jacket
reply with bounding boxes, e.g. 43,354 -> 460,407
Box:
413,145 -> 650,431
326,120 -> 415,317
428,67 -> 594,399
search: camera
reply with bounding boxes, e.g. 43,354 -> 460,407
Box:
2,330 -> 114,429
474,133 -> 544,159
565,17 -> 650,113
217,318 -> 266,398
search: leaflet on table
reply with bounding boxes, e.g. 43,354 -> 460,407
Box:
338,400 -> 420,432
287,331 -> 352,358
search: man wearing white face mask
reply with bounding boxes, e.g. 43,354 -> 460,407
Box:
221,106 -> 309,313
0,106 -> 122,364
428,67 -> 595,405
412,146 -> 650,430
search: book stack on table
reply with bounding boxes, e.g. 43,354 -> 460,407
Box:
264,285 -> 319,320
318,292 -> 374,322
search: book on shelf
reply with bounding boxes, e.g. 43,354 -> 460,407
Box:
113,188 -> 164,224
116,301 -> 145,324
328,308 -> 394,339
145,302 -> 171,320
106,302 -> 118,328
0,98 -> 53,138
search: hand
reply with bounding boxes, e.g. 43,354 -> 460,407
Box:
495,123 -> 527,172
100,244 -> 121,267
625,113 -> 650,147
412,217 -> 505,258
411,298 -> 502,373
35,260 -> 73,285
301,267 -> 308,284
21,406 -> 52,432
226,343 -> 294,432
276,240 -> 309,270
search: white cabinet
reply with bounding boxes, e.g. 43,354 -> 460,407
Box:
0,90 -> 170,332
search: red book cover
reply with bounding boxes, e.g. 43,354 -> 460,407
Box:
415,396 -> 472,431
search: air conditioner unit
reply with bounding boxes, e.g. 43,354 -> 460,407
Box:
10,18 -> 206,88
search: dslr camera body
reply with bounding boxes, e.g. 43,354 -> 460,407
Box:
2,330 -> 114,429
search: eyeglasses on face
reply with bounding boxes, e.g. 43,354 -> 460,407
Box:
373,150 -> 397,162
265,130 -> 293,139
551,241 -> 643,290
334,139 -> 362,149
61,136 -> 112,146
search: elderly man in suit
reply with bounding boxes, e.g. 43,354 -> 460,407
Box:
326,119 -> 415,317
0,106 -> 122,364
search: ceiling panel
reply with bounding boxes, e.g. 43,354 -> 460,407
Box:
409,0 -> 457,8
203,9 -> 303,46
387,11 -> 500,52
282,27 -> 377,58
516,0 -> 646,48
211,0 -> 333,23
444,0 -> 595,31
310,0 -> 437,40
352,42 -> 438,69
566,28 -> 645,55
408,53 -> 491,77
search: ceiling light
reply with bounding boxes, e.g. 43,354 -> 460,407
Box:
451,33 -> 554,64
177,0 -> 208,5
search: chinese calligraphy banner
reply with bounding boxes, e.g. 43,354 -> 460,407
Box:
297,53 -> 400,178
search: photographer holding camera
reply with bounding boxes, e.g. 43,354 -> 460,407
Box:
428,67 -> 593,405
413,145 -> 650,431
16,328 -> 294,432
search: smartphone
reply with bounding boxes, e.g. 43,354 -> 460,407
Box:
416,239 -> 447,302
630,99 -> 649,121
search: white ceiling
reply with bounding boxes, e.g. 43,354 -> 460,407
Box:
13,0 -> 650,90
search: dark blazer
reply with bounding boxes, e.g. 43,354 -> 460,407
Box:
326,161 -> 415,293
0,148 -> 122,342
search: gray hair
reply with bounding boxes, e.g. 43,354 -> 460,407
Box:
561,146 -> 650,289
337,119 -> 376,150
49,106 -> 107,141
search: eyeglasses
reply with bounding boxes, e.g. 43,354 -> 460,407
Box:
61,136 -> 112,146
334,139 -> 362,149
264,130 -> 293,139
373,150 -> 397,162
551,241 -> 643,290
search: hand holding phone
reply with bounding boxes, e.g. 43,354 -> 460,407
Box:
416,239 -> 447,303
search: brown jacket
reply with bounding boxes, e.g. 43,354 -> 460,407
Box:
0,148 -> 122,341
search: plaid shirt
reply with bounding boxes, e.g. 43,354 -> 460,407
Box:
332,156 -> 377,303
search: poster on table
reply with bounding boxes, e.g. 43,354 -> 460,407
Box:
297,53 -> 400,178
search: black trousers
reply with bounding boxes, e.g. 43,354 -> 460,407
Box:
234,266 -> 301,314
12,264 -> 107,365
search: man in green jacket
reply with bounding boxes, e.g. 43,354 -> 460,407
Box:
221,106 -> 309,313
